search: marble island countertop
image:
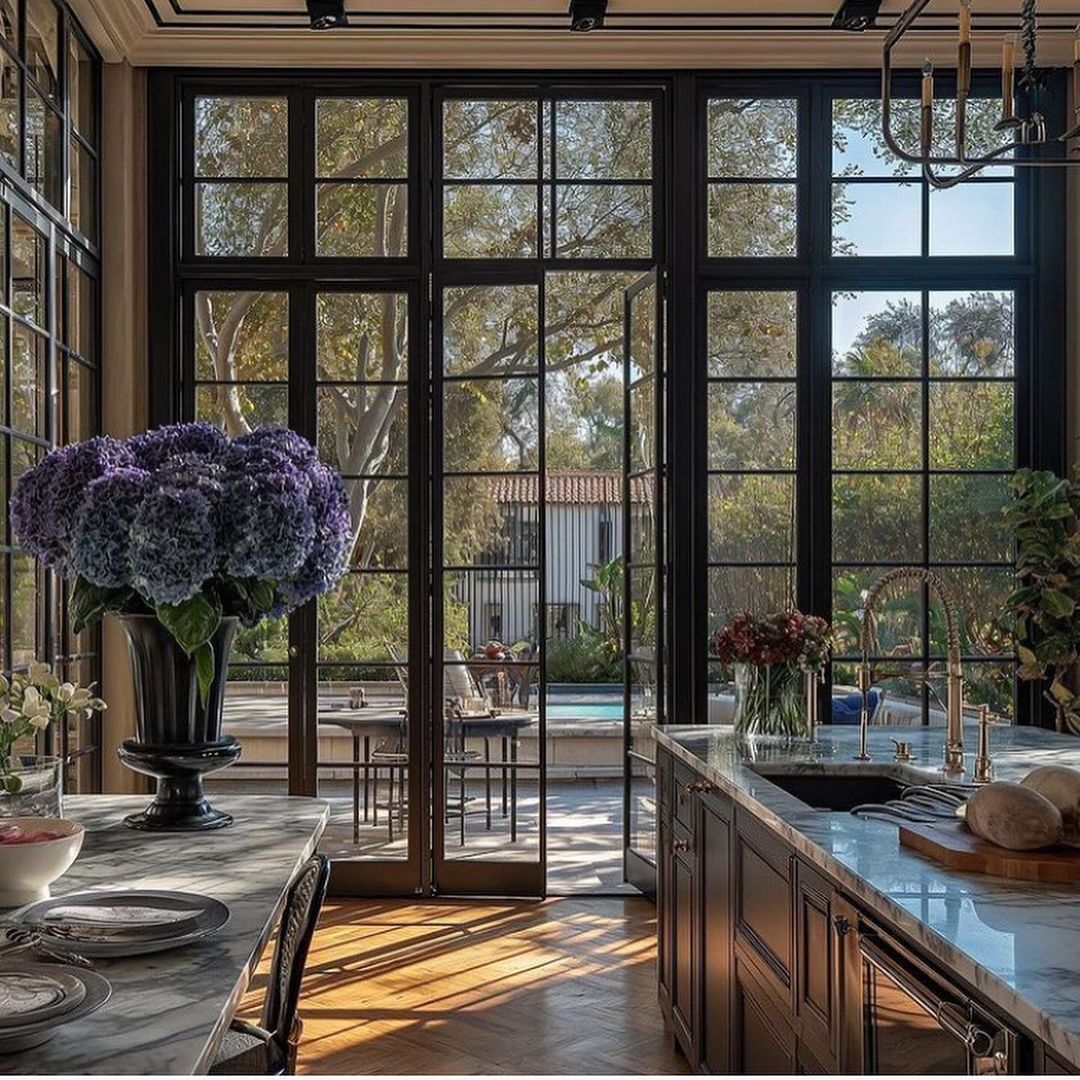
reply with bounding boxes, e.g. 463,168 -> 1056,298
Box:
2,794 -> 329,1075
655,722 -> 1080,1069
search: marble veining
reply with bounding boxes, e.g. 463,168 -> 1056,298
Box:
1,794 -> 328,1076
656,722 -> 1080,1069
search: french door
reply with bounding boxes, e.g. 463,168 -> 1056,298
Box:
623,270 -> 665,896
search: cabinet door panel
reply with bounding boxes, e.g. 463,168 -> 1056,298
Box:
657,816 -> 673,1016
735,956 -> 796,1075
699,791 -> 732,1074
674,761 -> 696,832
735,812 -> 792,990
795,861 -> 836,1067
671,845 -> 697,1062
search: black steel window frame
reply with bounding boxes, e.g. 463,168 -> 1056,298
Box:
146,66 -> 1068,885
692,70 -> 1067,728
0,0 -> 102,792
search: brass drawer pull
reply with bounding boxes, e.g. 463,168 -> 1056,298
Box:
672,838 -> 692,853
685,778 -> 716,795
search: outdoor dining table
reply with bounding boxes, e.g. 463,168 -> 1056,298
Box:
2,793 -> 328,1075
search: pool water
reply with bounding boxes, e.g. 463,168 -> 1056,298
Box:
545,703 -> 624,720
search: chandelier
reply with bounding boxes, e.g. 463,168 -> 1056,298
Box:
881,0 -> 1079,188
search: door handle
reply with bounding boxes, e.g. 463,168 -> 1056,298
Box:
685,778 -> 716,795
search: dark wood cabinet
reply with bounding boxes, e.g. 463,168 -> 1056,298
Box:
698,789 -> 733,1074
793,861 -> 838,1069
733,952 -> 797,1075
670,833 -> 697,1059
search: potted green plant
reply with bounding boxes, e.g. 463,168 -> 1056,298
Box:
1001,468 -> 1080,734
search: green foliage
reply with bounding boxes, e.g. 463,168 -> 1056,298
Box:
545,632 -> 622,684
1001,469 -> 1080,732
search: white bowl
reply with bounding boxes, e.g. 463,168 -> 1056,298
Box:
0,818 -> 84,908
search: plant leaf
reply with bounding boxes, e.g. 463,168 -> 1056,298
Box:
71,578 -> 128,634
155,592 -> 222,655
1017,643 -> 1039,667
1050,678 -> 1076,706
194,642 -> 215,706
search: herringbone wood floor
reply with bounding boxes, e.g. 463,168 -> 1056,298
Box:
244,897 -> 689,1075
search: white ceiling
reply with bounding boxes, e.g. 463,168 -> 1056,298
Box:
69,0 -> 1080,68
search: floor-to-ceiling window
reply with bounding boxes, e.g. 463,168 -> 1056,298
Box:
0,0 -> 100,791
154,69 -> 1064,895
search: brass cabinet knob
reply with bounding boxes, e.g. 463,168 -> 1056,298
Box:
685,778 -> 716,795
672,838 -> 691,853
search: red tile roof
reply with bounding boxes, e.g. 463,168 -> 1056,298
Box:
489,470 -> 652,505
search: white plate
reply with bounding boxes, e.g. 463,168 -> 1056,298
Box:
12,891 -> 230,958
0,966 -> 110,1054
0,967 -> 86,1029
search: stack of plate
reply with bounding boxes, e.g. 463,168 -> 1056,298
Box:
0,963 -> 111,1052
9,890 -> 230,958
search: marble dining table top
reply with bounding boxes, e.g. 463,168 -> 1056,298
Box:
1,793 -> 329,1075
655,722 -> 1080,1069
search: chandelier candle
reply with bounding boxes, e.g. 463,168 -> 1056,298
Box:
999,34 -> 1018,129
921,61 -> 934,157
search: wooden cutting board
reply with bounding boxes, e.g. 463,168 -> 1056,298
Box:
899,820 -> 1080,883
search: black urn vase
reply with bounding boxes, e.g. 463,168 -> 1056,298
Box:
116,614 -> 243,831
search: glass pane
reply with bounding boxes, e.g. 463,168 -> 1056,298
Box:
929,381 -> 1013,469
443,475 -> 537,569
832,182 -> 920,256
316,97 -> 407,178
67,263 -> 95,360
318,388 -> 407,475
71,138 -> 96,241
627,280 -> 656,382
443,284 -> 538,376
25,0 -> 57,99
545,270 -> 637,372
25,89 -> 60,208
443,184 -> 536,258
832,381 -> 922,470
833,474 -> 923,562
209,662 -> 289,796
832,566 -> 923,658
317,291 -> 407,382
69,33 -> 95,143
443,569 -> 539,651
11,323 -> 44,437
554,99 -> 651,179
933,567 -> 1014,656
0,0 -> 17,53
11,216 -> 46,325
627,379 -> 654,474
195,291 -> 288,382
0,51 -> 18,167
708,291 -> 796,377
708,382 -> 796,470
959,662 -> 1014,720
316,182 -> 407,257
707,566 -> 794,634
349,478 -> 407,570
708,474 -> 794,563
194,96 -> 287,178
707,98 -> 797,179
832,291 -> 922,376
444,379 -> 538,472
443,99 -> 537,180
555,184 -> 651,258
195,182 -> 288,257
316,667 -> 409,862
196,384 -> 287,433
708,183 -> 796,258
832,98 -> 920,178
930,290 -> 1014,376
930,183 -> 1014,256
11,553 -> 38,668
318,573 -> 408,664
630,474 -> 657,567
64,359 -> 95,446
834,660 -> 931,727
929,474 -> 1012,562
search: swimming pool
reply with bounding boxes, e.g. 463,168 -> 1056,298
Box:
545,703 -> 624,720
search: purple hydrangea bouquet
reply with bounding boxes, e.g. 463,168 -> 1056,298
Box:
11,422 -> 352,700
10,423 -> 351,830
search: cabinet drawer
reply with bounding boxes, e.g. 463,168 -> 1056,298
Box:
673,760 -> 696,832
733,952 -> 796,1075
735,809 -> 793,991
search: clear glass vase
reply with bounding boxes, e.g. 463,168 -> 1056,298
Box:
733,663 -> 806,736
0,755 -> 64,818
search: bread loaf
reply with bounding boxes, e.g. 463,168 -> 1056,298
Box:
1021,765 -> 1080,845
962,782 -> 1064,851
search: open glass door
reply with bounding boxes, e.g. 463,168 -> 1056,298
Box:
623,269 -> 664,896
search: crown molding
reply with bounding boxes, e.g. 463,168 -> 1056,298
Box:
69,1 -> 1080,69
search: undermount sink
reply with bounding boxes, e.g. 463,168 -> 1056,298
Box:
747,767 -> 911,812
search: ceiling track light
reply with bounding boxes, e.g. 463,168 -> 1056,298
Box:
569,0 -> 607,33
306,0 -> 346,30
832,0 -> 883,32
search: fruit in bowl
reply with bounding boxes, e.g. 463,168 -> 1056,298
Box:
0,817 -> 83,907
